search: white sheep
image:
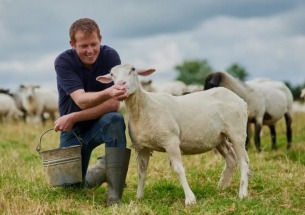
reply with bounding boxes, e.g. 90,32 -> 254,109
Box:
96,64 -> 251,206
183,84 -> 204,95
162,80 -> 187,96
19,84 -> 59,124
0,93 -> 24,122
204,72 -> 293,152
139,80 -> 156,92
301,88 -> 305,101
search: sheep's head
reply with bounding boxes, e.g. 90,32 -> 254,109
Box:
96,64 -> 155,95
20,84 -> 40,100
204,72 -> 222,90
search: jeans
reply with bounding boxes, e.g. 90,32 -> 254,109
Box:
60,112 -> 127,181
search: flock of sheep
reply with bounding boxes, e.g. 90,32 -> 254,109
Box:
1,66 -> 305,205
101,65 -> 304,205
0,84 -> 59,124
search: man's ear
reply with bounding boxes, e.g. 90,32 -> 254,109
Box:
70,40 -> 76,49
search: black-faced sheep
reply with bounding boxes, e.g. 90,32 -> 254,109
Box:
204,72 -> 293,152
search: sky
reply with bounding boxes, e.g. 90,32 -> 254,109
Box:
1,0 -> 305,92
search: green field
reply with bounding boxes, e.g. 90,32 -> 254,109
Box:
1,112 -> 305,215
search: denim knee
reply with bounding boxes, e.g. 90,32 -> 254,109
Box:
100,112 -> 126,148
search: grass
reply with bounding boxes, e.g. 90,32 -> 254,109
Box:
1,112 -> 305,214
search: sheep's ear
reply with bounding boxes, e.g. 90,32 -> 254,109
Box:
137,69 -> 155,76
96,74 -> 112,83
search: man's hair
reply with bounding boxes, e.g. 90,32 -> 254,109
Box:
69,18 -> 101,43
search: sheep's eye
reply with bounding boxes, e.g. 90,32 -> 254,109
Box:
110,73 -> 113,76
131,67 -> 135,71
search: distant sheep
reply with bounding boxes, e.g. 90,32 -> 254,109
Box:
0,93 -> 24,122
183,84 -> 204,95
19,84 -> 59,124
97,64 -> 251,206
204,72 -> 293,152
162,80 -> 187,96
0,88 -> 27,122
139,80 -> 204,96
139,80 -> 156,92
301,88 -> 305,101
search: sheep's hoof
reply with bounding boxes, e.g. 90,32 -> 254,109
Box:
136,194 -> 143,199
185,197 -> 196,206
287,144 -> 291,150
239,192 -> 247,198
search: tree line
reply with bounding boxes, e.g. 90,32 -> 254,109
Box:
174,59 -> 304,101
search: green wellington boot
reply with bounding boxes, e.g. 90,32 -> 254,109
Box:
85,155 -> 106,188
106,147 -> 131,206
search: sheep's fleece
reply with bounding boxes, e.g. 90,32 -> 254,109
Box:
96,64 -> 251,206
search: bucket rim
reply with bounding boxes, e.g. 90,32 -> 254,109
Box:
40,145 -> 81,154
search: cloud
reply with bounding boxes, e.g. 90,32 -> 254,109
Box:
1,0 -> 305,90
117,5 -> 305,85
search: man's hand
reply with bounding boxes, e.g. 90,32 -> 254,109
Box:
108,84 -> 129,101
54,113 -> 76,132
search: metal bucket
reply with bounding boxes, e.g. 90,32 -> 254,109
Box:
36,128 -> 83,187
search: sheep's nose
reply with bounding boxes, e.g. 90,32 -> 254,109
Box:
117,81 -> 126,86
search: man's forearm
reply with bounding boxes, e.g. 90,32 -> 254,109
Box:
70,98 -> 120,123
73,89 -> 112,110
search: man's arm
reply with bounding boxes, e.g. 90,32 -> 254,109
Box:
54,98 -> 121,132
71,84 -> 128,109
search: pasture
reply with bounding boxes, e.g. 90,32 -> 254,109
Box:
1,112 -> 305,215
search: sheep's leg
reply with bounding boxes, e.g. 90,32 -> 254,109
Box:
136,147 -> 151,199
230,137 -> 251,198
284,113 -> 292,149
268,125 -> 277,150
165,144 -> 196,205
254,122 -> 262,153
245,122 -> 251,150
216,139 -> 238,189
41,113 -> 46,125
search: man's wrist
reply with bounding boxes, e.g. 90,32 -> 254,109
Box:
69,112 -> 78,124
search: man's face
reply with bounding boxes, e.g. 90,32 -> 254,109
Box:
70,31 -> 102,69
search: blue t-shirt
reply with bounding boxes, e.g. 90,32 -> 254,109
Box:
54,45 -> 120,118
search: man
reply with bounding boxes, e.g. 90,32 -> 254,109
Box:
54,18 -> 131,206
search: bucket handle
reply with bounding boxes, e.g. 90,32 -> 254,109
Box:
36,128 -> 83,153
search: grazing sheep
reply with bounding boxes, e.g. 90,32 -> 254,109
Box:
204,72 -> 293,152
0,88 -> 13,96
0,88 -> 27,122
19,84 -> 59,124
96,64 -> 251,206
0,93 -> 24,122
292,101 -> 305,113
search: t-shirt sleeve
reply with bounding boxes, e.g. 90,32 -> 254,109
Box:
55,56 -> 83,95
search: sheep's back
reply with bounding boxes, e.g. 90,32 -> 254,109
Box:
145,87 -> 248,154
